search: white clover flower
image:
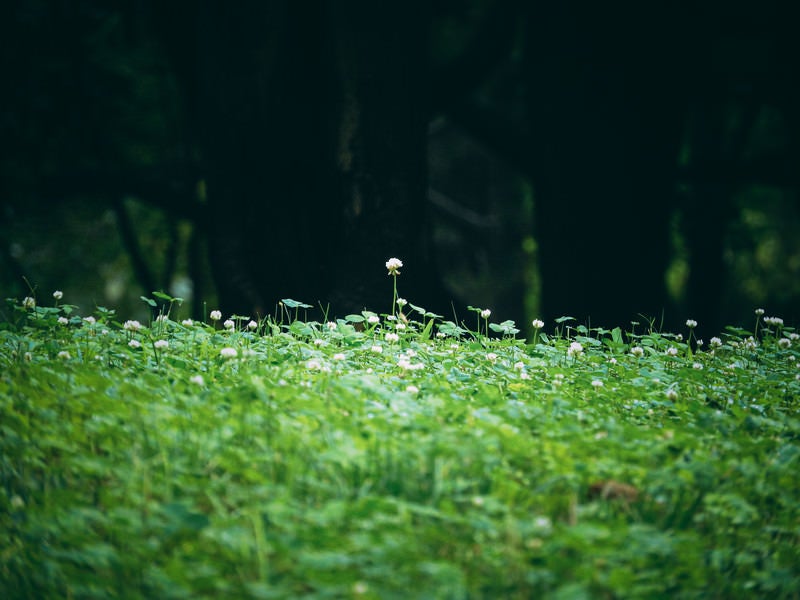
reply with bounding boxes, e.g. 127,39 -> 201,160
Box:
697,339 -> 704,347
223,319 -> 235,330
665,347 -> 678,357
57,350 -> 70,360
676,334 -> 683,342
405,349 -> 417,357
314,338 -> 326,346
367,315 -> 380,325
710,337 -> 722,348
209,310 -> 222,321
220,347 -> 237,358
124,320 -> 142,331
693,362 -> 703,370
307,359 -> 322,370
744,337 -> 758,350
24,351 -> 33,362
58,316 -> 69,325
371,345 -> 383,354
353,582 -> 369,596
486,352 -> 498,362
789,332 -> 799,341
385,332 -> 399,343
778,338 -> 792,349
480,309 -> 491,319
385,257 -> 403,275
396,323 -> 406,331
514,361 -> 525,370
532,319 -> 544,329
83,316 -> 96,325
128,339 -> 141,349
101,329 -> 109,336
630,346 -> 644,358
22,297 -> 36,309
608,357 -> 618,365
333,353 -> 346,361
665,388 -> 679,401
326,321 -> 338,330
567,341 -> 583,358
190,375 -> 204,386
520,371 -> 531,380
686,319 -> 697,329
396,298 -> 408,307
247,320 -> 258,330
591,379 -> 603,388
755,308 -> 765,316
472,496 -> 485,507
406,385 -> 419,394
182,318 -> 193,326
154,339 -> 169,349
53,290 -> 63,300
436,332 -> 446,339
156,314 -> 168,322
764,316 -> 784,327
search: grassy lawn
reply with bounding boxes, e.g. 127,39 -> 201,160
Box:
2,276 -> 799,598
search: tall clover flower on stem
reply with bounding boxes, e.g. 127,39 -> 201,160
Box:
386,258 -> 403,317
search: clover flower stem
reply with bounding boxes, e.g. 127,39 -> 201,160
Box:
391,275 -> 398,319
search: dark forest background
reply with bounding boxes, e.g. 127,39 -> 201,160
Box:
2,0 -> 799,338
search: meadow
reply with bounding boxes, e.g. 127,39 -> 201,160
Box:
1,263 -> 799,599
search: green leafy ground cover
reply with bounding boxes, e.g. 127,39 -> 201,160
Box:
1,282 -> 799,599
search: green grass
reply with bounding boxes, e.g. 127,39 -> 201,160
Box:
1,288 -> 799,599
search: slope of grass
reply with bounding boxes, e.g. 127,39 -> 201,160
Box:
1,290 -> 799,599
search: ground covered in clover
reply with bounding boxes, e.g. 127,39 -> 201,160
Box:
1,286 -> 799,598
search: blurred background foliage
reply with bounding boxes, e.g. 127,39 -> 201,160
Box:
1,0 -> 798,336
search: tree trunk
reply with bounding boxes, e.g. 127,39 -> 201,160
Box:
524,2 -> 687,328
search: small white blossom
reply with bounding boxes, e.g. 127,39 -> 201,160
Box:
124,320 -> 142,331
53,290 -> 63,300
676,334 -> 683,342
333,353 -> 346,361
608,357 -> 618,365
567,341 -> 583,358
22,297 -> 35,309
591,379 -> 603,388
480,309 -> 491,319
246,320 -> 258,330
223,319 -> 235,330
396,298 -> 408,307
128,339 -> 141,349
385,332 -> 399,343
630,346 -> 644,358
57,350 -> 71,360
520,371 -> 531,380
24,352 -> 33,362
486,352 -> 498,362
182,318 -> 193,326
385,257 -> 403,275
367,315 -> 380,325
156,314 -> 168,322
744,337 -> 757,350
665,388 -> 679,401
326,321 -> 338,330
396,323 -> 406,330
710,337 -> 722,348
778,338 -> 792,349
665,347 -> 678,357
406,385 -> 419,394
83,316 -> 96,325
405,349 -> 417,357
209,310 -> 222,321
190,375 -> 204,386
436,331 -> 446,339
789,332 -> 799,341
514,361 -> 525,370
693,362 -> 703,370
686,319 -> 697,329
314,338 -> 326,346
371,345 -> 383,354
219,347 -> 237,358
154,339 -> 169,349
58,316 -> 69,325
755,308 -> 765,316
697,339 -> 704,347
764,316 -> 784,327
532,319 -> 544,329
307,359 -> 322,370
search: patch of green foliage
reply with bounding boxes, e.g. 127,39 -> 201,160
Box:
1,289 -> 799,599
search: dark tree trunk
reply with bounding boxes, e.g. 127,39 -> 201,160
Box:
195,1 -> 442,318
523,2 -> 687,329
